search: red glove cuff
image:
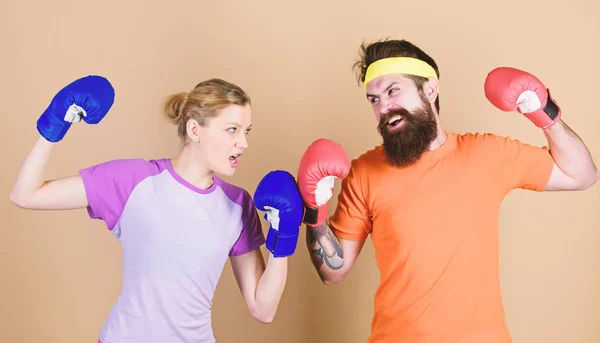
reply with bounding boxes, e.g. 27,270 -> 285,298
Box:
303,203 -> 329,227
523,89 -> 562,129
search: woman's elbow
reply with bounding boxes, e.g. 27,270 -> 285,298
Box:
250,308 -> 276,324
254,313 -> 275,324
9,191 -> 28,209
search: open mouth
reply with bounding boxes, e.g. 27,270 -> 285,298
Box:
387,115 -> 404,129
229,154 -> 242,167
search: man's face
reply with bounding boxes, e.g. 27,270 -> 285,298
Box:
365,74 -> 438,168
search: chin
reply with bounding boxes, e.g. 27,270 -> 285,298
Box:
211,156 -> 240,177
216,166 -> 237,177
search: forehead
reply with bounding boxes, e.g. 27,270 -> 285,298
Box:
211,104 -> 252,126
365,74 -> 416,95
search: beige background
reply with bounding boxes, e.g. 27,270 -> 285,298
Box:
1,0 -> 599,342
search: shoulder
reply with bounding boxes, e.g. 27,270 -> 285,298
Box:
338,145 -> 387,191
455,131 -> 502,146
78,158 -> 170,229
82,157 -> 167,175
217,177 -> 254,208
216,178 -> 261,236
351,145 -> 386,171
455,131 -> 544,150
451,131 -> 518,156
79,157 -> 169,194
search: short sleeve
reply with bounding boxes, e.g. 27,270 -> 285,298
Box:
229,191 -> 266,256
79,158 -> 159,230
329,162 -> 372,241
495,135 -> 555,192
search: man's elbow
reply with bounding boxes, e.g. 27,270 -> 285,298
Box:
578,169 -> 600,190
320,272 -> 347,286
592,170 -> 600,185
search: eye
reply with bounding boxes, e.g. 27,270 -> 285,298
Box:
369,97 -> 379,104
227,127 -> 237,133
389,87 -> 399,95
244,128 -> 251,135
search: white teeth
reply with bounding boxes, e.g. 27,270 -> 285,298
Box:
388,115 -> 402,125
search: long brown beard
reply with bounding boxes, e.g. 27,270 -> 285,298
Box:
377,97 -> 438,168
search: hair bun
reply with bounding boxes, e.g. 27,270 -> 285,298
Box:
164,92 -> 188,124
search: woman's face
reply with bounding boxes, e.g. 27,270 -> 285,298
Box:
196,104 -> 252,177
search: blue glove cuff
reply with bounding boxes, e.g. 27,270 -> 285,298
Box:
37,108 -> 71,142
265,226 -> 299,258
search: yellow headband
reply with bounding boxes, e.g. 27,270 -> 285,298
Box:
363,57 -> 438,89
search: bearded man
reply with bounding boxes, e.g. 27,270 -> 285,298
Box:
295,38 -> 599,342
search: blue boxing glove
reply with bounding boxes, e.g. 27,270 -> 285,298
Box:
37,75 -> 115,142
253,170 -> 304,258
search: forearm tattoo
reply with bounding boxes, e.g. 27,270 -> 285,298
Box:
306,222 -> 344,270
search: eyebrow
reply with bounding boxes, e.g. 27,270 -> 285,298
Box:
366,82 -> 401,98
225,122 -> 252,129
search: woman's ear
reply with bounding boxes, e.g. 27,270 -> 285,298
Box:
186,119 -> 200,144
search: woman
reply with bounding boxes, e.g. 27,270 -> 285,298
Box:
9,76 -> 300,343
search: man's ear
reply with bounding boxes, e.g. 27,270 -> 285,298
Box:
425,77 -> 438,104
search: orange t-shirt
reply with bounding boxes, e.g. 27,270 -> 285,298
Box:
329,131 -> 555,343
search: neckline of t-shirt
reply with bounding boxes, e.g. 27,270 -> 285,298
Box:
419,130 -> 457,160
165,158 -> 220,194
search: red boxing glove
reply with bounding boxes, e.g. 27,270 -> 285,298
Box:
297,139 -> 350,227
484,67 -> 561,129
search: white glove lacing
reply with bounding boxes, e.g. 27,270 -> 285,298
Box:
64,103 -> 87,123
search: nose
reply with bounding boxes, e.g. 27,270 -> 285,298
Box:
376,98 -> 392,122
379,98 -> 393,115
236,133 -> 248,149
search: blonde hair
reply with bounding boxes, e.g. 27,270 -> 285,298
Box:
164,78 -> 251,141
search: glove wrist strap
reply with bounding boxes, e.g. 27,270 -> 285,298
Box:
303,205 -> 319,226
266,227 -> 299,258
525,89 -> 562,129
543,89 -> 561,120
302,203 -> 328,227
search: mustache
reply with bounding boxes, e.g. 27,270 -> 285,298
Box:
379,108 -> 415,124
378,108 -> 414,133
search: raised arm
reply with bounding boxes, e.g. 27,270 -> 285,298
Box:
231,170 -> 304,323
9,75 -> 115,210
296,138 -> 367,284
542,120 -> 599,191
484,67 -> 598,191
9,137 -> 88,210
230,249 -> 287,324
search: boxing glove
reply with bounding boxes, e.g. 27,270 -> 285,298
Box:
297,139 -> 350,227
484,67 -> 561,129
37,75 -> 115,142
253,170 -> 304,258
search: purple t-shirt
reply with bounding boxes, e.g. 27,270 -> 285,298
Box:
79,158 -> 265,343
